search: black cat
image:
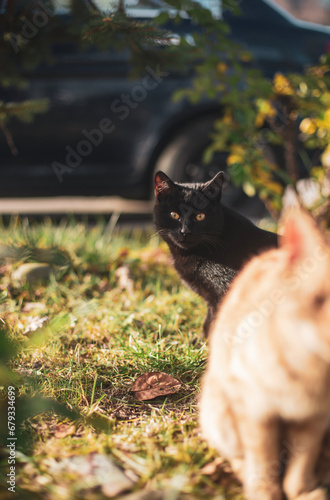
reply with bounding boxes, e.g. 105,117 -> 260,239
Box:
153,170 -> 278,337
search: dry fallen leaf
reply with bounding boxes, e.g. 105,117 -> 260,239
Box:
131,372 -> 181,401
54,423 -> 76,439
120,490 -> 164,500
48,453 -> 134,497
23,315 -> 49,335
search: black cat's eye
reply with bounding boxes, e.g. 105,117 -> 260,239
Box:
170,212 -> 180,220
196,213 -> 205,221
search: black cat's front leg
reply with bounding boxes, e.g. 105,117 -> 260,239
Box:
203,295 -> 226,338
203,306 -> 216,338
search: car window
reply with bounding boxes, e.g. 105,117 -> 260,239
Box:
56,0 -> 221,18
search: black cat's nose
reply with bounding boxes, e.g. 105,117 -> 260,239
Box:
180,228 -> 192,237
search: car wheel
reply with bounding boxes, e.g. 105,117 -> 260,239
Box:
152,115 -> 267,217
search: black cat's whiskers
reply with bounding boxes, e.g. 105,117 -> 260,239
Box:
201,235 -> 226,252
148,231 -> 164,244
154,229 -> 167,238
168,233 -> 191,249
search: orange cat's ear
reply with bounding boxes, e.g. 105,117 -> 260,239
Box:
281,208 -> 323,265
154,171 -> 176,199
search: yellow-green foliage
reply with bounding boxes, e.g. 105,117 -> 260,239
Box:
199,60 -> 330,221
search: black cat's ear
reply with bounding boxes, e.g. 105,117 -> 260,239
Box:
154,171 -> 177,199
202,171 -> 224,200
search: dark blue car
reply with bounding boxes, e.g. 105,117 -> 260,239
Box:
1,0 -> 330,208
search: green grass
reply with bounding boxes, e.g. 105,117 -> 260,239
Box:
0,216 -> 243,500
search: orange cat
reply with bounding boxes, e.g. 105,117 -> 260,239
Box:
200,209 -> 330,500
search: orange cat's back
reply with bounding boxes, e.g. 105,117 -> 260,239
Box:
200,209 -> 330,500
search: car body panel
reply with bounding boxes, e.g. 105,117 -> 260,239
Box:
1,0 -> 330,198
